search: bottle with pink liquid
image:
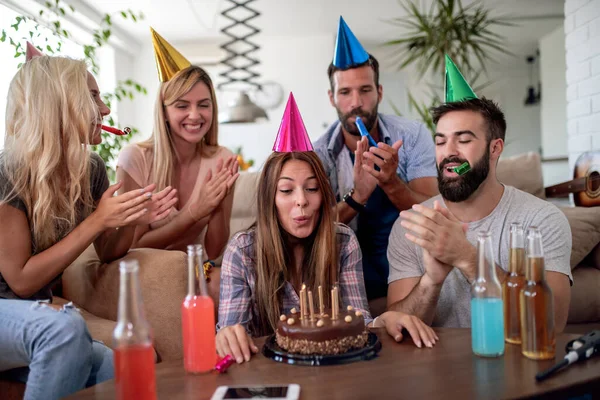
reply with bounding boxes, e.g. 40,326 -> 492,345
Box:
113,260 -> 157,400
182,244 -> 216,373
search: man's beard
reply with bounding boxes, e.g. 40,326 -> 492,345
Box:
337,105 -> 378,137
437,146 -> 490,203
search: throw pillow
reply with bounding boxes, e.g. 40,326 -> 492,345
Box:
559,206 -> 600,269
497,152 -> 545,199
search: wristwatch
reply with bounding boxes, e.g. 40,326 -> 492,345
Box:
343,189 -> 366,213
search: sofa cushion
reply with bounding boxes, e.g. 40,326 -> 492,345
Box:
62,246 -> 189,361
230,171 -> 259,237
559,206 -> 600,269
568,266 -> 600,323
585,242 -> 600,270
497,152 -> 545,198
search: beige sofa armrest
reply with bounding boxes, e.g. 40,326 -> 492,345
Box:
62,245 -> 188,361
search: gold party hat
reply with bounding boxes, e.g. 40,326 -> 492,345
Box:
150,27 -> 191,82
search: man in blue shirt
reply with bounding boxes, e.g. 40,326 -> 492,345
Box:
314,18 -> 438,315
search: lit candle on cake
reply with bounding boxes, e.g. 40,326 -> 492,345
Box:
308,290 -> 315,321
331,286 -> 339,320
318,285 -> 324,316
299,284 -> 306,320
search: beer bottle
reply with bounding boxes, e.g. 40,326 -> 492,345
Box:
503,223 -> 526,344
520,227 -> 555,360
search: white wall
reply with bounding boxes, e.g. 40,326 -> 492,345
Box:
120,34 -> 545,171
565,0 -> 600,171
123,33 -> 337,169
217,34 -> 336,169
540,24 -> 570,187
485,73 -> 542,159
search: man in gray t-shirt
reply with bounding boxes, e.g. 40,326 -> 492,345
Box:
386,98 -> 572,332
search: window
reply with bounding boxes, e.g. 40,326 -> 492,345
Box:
0,3 -> 109,150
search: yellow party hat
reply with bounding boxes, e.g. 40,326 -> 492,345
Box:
150,27 -> 191,82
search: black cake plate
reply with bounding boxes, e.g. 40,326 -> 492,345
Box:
262,332 -> 381,366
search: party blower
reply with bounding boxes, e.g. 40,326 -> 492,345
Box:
101,125 -> 131,136
453,162 -> 471,176
354,116 -> 377,148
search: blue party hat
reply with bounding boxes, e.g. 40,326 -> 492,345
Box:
333,16 -> 369,69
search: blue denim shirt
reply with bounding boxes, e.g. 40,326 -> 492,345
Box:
314,114 -> 437,226
314,114 -> 437,298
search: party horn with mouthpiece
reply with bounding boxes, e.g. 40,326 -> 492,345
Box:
453,162 -> 471,175
101,125 -> 131,136
355,116 -> 377,148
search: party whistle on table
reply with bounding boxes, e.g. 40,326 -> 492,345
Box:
453,162 -> 471,176
355,116 -> 378,148
214,354 -> 235,373
536,330 -> 600,382
101,125 -> 131,136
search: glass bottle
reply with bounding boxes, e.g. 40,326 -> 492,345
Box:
503,223 -> 526,344
471,231 -> 505,357
113,260 -> 157,400
182,244 -> 216,373
520,227 -> 555,360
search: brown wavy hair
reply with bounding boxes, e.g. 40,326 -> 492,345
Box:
254,151 -> 339,333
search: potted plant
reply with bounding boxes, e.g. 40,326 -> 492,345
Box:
383,0 -> 513,132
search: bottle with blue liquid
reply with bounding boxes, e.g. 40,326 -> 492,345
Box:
471,231 -> 505,357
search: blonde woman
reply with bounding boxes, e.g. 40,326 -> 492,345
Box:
0,56 -> 176,400
117,65 -> 238,256
216,151 -> 438,364
117,30 -> 238,273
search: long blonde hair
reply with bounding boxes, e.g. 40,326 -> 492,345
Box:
254,152 -> 339,333
2,56 -> 98,252
139,65 -> 220,190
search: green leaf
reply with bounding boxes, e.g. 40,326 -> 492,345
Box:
0,30 -> 6,42
121,11 -> 127,18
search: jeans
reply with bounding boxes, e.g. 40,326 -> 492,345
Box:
0,299 -> 114,400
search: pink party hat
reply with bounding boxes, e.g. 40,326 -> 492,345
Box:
26,42 -> 44,61
272,93 -> 313,152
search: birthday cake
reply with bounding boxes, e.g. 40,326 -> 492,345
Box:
275,306 -> 369,355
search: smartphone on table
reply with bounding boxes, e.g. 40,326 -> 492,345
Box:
210,384 -> 300,400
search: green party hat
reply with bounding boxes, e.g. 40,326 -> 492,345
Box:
445,55 -> 477,102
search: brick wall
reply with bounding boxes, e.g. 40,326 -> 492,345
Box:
565,0 -> 600,170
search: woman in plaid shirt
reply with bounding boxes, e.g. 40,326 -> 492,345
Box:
215,151 -> 437,363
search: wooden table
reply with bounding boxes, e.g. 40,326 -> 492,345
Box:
68,328 -> 600,399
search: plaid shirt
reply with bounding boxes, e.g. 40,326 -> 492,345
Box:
217,223 -> 372,337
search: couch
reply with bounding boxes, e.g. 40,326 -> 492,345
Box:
2,152 -> 599,398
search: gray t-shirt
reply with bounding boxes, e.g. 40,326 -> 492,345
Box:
388,185 -> 573,328
0,152 -> 109,301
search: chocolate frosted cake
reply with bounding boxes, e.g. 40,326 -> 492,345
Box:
275,306 -> 369,355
